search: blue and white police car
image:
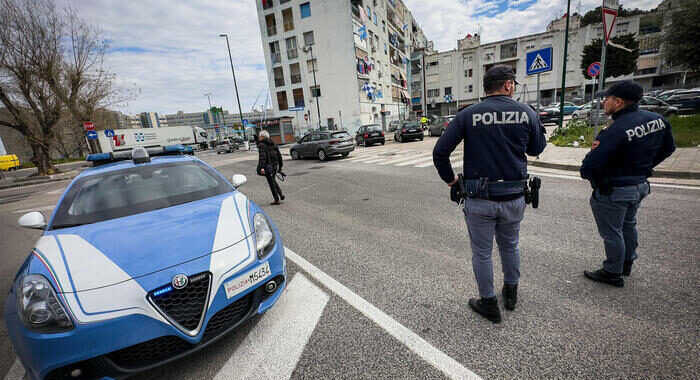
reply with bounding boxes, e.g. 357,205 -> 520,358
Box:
5,146 -> 286,379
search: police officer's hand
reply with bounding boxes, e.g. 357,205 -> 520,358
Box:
447,178 -> 458,187
261,168 -> 265,175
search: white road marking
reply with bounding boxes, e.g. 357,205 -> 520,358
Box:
12,205 -> 55,214
379,152 -> 431,166
213,273 -> 329,380
396,155 -> 434,167
415,157 -> 461,169
285,248 -> 482,380
2,358 -> 24,380
528,170 -> 700,190
43,189 -> 64,195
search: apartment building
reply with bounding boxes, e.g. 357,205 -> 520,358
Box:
256,0 -> 429,134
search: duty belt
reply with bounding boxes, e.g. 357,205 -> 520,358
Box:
464,177 -> 527,200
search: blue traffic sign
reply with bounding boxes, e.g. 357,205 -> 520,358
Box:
104,129 -> 115,137
526,47 -> 553,75
242,119 -> 249,125
86,131 -> 98,140
587,62 -> 602,77
288,106 -> 304,112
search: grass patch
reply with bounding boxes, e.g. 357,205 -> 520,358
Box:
19,157 -> 85,169
668,114 -> 700,147
549,119 -> 596,148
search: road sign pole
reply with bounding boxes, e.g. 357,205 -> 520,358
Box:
558,0 -> 572,129
593,42 -> 607,137
536,73 -> 541,114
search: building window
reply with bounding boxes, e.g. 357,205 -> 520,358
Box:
262,0 -> 273,10
427,89 -> 439,97
290,63 -> 302,84
310,85 -> 321,97
382,20 -> 386,33
366,6 -> 371,19
464,68 -> 472,77
265,14 -> 277,36
373,11 -> 377,25
269,41 -> 281,64
307,58 -> 317,73
444,87 -> 452,95
500,42 -> 517,59
468,85 -> 473,93
384,43 -> 387,54
277,91 -> 289,110
300,2 -> 311,18
280,0 -> 290,3
428,61 -> 438,67
293,88 -> 305,107
282,8 -> 294,31
286,36 -> 298,59
274,67 -> 285,87
303,31 -> 314,46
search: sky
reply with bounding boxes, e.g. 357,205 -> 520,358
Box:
57,0 -> 663,115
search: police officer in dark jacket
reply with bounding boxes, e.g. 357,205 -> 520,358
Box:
433,65 -> 547,323
581,80 -> 675,287
257,131 -> 285,205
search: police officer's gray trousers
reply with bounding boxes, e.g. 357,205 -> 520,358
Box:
464,196 -> 526,298
590,182 -> 650,274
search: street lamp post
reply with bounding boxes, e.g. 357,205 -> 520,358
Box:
303,44 -> 322,131
220,34 -> 247,142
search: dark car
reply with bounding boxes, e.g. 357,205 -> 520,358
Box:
639,96 -> 678,117
356,124 -> 385,146
538,107 -> 561,124
665,90 -> 700,114
387,120 -> 401,132
394,121 -> 424,143
289,131 -> 355,161
428,115 -> 455,137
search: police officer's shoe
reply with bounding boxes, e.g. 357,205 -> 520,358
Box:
468,296 -> 502,323
502,283 -> 518,311
622,261 -> 633,276
584,269 -> 624,287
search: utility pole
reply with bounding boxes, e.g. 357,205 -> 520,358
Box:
220,34 -> 248,142
558,0 -> 572,129
304,44 -> 322,131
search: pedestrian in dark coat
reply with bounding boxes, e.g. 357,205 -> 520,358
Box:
257,131 -> 285,205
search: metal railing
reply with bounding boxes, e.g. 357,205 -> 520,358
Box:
274,78 -> 285,87
290,74 -> 302,84
271,52 -> 281,64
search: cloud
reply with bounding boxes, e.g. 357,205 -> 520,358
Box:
55,0 -> 663,115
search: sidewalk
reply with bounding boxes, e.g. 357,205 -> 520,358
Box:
528,145 -> 700,179
0,170 -> 81,190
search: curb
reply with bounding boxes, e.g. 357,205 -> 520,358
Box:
0,170 -> 80,191
527,160 -> 700,179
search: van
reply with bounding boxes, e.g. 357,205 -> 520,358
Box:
0,154 -> 20,171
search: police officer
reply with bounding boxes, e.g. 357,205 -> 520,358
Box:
581,80 -> 675,287
433,65 -> 547,323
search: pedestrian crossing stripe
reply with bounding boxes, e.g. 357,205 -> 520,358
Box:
529,54 -> 548,71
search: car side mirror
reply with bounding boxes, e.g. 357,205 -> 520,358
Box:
231,174 -> 247,189
18,211 -> 47,230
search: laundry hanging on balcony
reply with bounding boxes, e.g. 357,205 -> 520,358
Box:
357,57 -> 371,74
361,82 -> 377,101
358,25 -> 368,40
444,94 -> 455,103
359,7 -> 369,24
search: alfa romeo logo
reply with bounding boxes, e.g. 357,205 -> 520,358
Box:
172,274 -> 188,289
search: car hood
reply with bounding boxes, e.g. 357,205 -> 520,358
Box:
33,192 -> 254,292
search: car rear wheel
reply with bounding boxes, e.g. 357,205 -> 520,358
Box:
380,141 -> 385,145
341,152 -> 349,157
317,149 -> 327,161
290,150 -> 300,160
398,135 -> 404,143
419,136 -> 424,141
572,114 -> 578,120
428,129 -> 433,136
364,139 -> 369,147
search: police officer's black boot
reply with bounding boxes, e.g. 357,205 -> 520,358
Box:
584,268 -> 624,287
502,283 -> 518,311
622,261 -> 633,276
468,296 -> 502,323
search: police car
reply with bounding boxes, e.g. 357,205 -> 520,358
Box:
5,146 -> 287,380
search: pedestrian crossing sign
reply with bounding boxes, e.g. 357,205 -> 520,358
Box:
526,47 -> 553,75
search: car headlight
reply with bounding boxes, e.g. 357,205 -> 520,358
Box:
254,212 -> 276,259
15,274 -> 73,333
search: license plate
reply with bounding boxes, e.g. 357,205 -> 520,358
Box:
224,262 -> 271,299
371,133 -> 379,136
409,129 -> 417,132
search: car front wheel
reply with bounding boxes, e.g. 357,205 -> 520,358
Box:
318,149 -> 327,161
290,150 -> 300,160
364,139 -> 369,147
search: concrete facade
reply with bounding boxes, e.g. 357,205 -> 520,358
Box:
256,0 -> 428,135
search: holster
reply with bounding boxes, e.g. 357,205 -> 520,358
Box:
465,177 -> 490,199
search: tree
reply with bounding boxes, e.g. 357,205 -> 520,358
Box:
663,0 -> 700,72
580,34 -> 640,80
580,5 -> 651,27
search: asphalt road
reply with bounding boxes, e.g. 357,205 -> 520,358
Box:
1,139 -> 698,380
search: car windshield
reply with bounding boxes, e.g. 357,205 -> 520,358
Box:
331,132 -> 350,139
366,125 -> 382,132
405,122 -> 420,128
218,141 -> 228,146
50,161 -> 231,229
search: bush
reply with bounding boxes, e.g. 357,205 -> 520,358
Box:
668,114 -> 700,147
549,119 -> 596,147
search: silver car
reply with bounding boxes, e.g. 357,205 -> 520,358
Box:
571,102 -> 609,123
428,115 -> 455,137
289,131 -> 355,161
216,140 -> 237,154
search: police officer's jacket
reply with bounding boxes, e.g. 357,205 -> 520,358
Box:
580,104 -> 676,187
433,95 -> 547,184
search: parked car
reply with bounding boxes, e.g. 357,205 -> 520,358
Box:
289,130 -> 354,161
571,101 -> 608,122
0,154 -> 20,171
665,90 -> 700,114
216,139 -> 237,154
657,89 -> 683,101
547,102 -> 579,115
538,107 -> 561,124
428,115 -> 456,137
388,120 -> 401,132
5,146 -> 287,380
639,96 -> 678,116
394,121 -> 424,143
355,124 -> 385,146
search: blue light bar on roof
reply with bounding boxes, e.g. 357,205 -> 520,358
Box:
164,144 -> 185,152
86,153 -> 112,162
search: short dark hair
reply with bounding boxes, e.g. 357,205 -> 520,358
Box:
484,79 -> 507,94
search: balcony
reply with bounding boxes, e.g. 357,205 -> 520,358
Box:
287,48 -> 298,60
274,77 -> 285,87
271,52 -> 281,64
291,74 -> 302,84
